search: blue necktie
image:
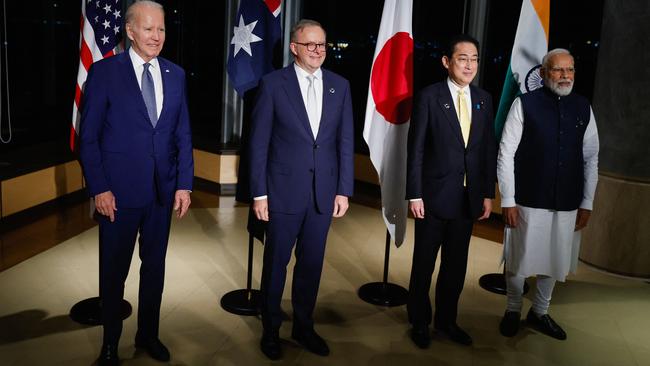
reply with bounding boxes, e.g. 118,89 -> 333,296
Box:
142,63 -> 158,127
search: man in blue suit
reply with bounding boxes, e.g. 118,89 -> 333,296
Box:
79,1 -> 193,365
406,35 -> 496,349
249,19 -> 354,360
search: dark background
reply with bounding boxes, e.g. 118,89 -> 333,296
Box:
0,0 -> 603,178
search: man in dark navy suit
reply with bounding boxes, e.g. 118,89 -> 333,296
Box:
406,34 -> 496,349
79,1 -> 193,364
248,19 -> 354,360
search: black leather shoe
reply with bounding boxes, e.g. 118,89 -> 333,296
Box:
435,323 -> 473,346
135,336 -> 171,362
410,325 -> 431,349
260,330 -> 282,360
97,343 -> 120,366
526,309 -> 567,340
499,311 -> 521,337
291,327 -> 329,356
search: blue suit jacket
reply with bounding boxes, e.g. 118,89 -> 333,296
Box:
406,82 -> 496,219
248,65 -> 354,215
79,51 -> 193,208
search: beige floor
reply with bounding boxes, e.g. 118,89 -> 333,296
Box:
0,202 -> 649,366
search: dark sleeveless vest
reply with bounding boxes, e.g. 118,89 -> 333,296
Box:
514,87 -> 591,211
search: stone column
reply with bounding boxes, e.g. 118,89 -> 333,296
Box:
579,0 -> 650,278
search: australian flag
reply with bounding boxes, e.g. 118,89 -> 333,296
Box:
226,0 -> 282,95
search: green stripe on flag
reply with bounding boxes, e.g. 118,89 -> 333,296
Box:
494,63 -> 521,142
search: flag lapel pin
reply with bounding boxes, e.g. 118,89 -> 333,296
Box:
444,103 -> 450,109
329,88 -> 335,94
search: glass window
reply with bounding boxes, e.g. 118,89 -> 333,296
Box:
0,1 -> 79,177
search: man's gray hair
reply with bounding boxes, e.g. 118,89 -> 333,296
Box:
126,0 -> 164,24
542,48 -> 573,68
290,19 -> 326,42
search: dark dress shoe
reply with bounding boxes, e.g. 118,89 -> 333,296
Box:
499,311 -> 521,337
291,327 -> 329,356
260,330 -> 282,360
135,337 -> 171,362
526,309 -> 567,340
410,325 -> 431,349
435,323 -> 473,346
98,344 -> 120,366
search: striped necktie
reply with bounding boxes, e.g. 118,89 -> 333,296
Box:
142,63 -> 158,127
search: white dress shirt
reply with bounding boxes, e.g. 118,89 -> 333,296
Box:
129,47 -> 164,118
294,62 -> 323,138
447,77 -> 472,121
497,96 -> 600,210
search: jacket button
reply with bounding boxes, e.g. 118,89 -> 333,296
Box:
309,168 -> 314,173
314,144 -> 319,149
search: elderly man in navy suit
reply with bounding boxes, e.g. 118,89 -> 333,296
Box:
248,19 -> 354,360
406,34 -> 496,349
79,1 -> 193,364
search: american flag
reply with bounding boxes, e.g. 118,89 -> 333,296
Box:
71,0 -> 123,150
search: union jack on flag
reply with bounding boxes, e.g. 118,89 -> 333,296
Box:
70,0 -> 123,151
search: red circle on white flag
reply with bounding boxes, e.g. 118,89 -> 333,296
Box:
371,32 -> 414,125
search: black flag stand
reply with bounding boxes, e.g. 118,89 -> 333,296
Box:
220,232 -> 261,316
479,268 -> 529,295
70,248 -> 132,325
358,230 -> 409,307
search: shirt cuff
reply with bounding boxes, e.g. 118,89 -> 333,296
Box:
253,195 -> 268,201
501,197 -> 516,208
579,199 -> 593,210
409,198 -> 422,202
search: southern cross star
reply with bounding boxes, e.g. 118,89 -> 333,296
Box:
231,15 -> 262,57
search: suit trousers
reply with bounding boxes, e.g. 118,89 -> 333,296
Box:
260,192 -> 332,332
407,192 -> 473,328
97,200 -> 172,345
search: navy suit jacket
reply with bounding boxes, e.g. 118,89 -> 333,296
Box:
406,82 -> 496,219
79,51 -> 193,208
248,65 -> 354,215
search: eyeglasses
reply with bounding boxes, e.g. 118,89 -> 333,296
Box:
293,42 -> 327,52
549,67 -> 576,75
454,56 -> 479,65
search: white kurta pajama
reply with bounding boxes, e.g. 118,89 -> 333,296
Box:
498,97 -> 599,282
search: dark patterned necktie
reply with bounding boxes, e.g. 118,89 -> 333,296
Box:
142,63 -> 158,127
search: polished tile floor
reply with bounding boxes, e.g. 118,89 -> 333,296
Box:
1,197 -> 649,365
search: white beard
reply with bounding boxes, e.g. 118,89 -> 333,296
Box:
546,78 -> 574,96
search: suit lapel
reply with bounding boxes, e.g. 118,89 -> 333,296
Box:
119,52 -> 151,125
467,85 -> 485,149
438,85 -> 465,147
157,58 -> 171,126
282,66 -> 316,141
317,72 -> 334,142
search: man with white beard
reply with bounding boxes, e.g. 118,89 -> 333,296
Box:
496,48 -> 599,340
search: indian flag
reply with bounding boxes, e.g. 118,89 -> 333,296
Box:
494,0 -> 549,140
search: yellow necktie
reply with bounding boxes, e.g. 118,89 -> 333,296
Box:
457,89 -> 470,147
457,89 -> 470,186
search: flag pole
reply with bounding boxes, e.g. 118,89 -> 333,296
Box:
358,229 -> 408,307
220,232 -> 261,315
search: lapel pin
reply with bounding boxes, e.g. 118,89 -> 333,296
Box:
165,69 -> 170,73
329,88 -> 335,94
444,103 -> 450,109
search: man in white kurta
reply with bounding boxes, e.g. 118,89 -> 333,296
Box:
497,49 -> 599,340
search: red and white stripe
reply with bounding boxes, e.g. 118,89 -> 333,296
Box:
70,0 -> 120,151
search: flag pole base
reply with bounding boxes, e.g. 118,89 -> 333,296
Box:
69,297 -> 132,326
478,273 -> 530,295
358,282 -> 408,307
220,289 -> 261,316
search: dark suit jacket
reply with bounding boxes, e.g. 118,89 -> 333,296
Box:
406,81 -> 496,219
248,65 -> 354,215
79,51 -> 193,208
